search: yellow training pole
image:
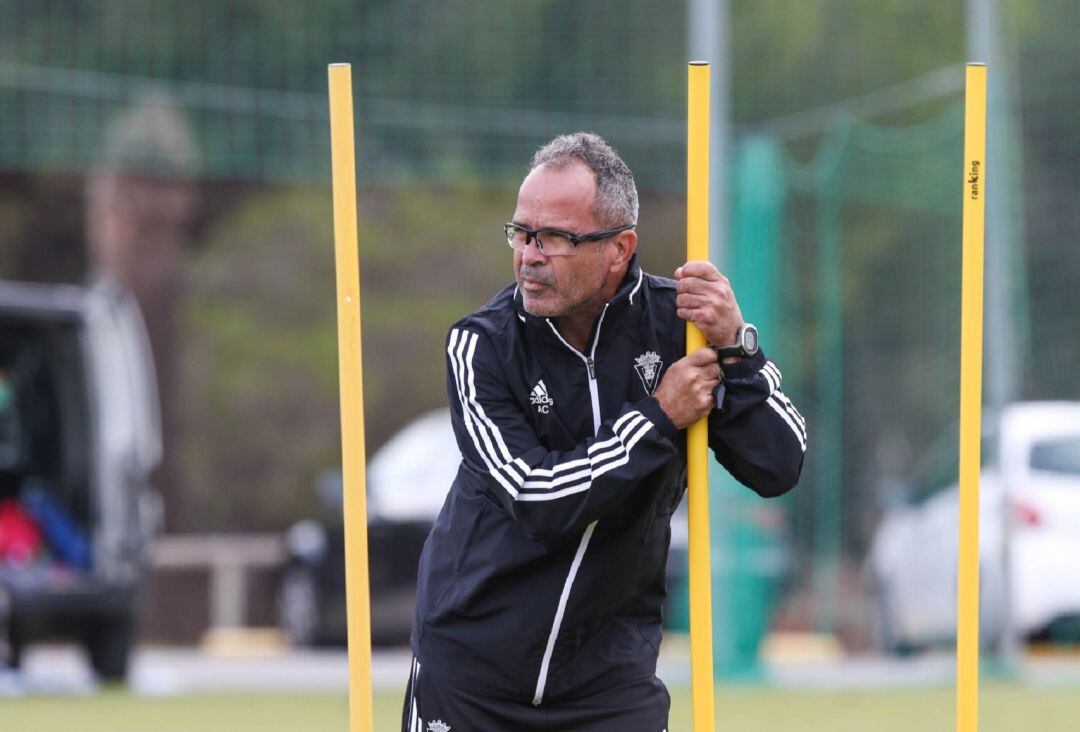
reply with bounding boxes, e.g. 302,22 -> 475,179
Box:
957,62 -> 987,732
328,63 -> 374,732
687,60 -> 716,732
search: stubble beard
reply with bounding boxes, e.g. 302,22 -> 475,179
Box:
518,252 -> 610,321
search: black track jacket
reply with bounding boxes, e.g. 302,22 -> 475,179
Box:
411,256 -> 806,706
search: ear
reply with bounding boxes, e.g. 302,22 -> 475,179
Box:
607,229 -> 637,273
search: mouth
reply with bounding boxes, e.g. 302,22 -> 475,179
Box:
519,268 -> 553,293
520,276 -> 550,293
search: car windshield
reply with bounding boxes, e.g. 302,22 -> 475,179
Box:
1030,435 -> 1080,476
367,409 -> 459,521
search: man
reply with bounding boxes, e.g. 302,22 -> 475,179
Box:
404,132 -> 805,732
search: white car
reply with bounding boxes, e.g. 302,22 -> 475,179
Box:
868,402 -> 1080,652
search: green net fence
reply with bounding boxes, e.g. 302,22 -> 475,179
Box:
0,0 -> 689,187
769,98 -> 967,640
2,0 -> 1079,661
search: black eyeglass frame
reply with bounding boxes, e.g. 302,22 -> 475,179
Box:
504,222 -> 636,255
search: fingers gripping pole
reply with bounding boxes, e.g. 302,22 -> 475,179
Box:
328,63 -> 374,732
687,60 -> 716,732
956,62 -> 987,732
957,62 -> 987,732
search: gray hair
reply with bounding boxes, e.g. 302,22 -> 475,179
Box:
530,132 -> 639,228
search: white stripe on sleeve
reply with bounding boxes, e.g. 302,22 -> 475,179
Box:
463,332 -> 514,462
450,328 -> 658,502
448,330 -> 520,497
761,362 -> 780,394
774,390 -> 806,433
517,411 -> 654,500
766,395 -> 806,451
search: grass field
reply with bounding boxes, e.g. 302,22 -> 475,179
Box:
2,683 -> 1079,731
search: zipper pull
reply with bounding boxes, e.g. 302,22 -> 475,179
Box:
586,357 -> 596,380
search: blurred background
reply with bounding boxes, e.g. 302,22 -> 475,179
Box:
1,0 -> 1080,727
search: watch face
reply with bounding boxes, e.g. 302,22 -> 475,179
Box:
742,325 -> 759,354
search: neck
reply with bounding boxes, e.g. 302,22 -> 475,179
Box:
551,266 -> 626,351
552,308 -> 600,352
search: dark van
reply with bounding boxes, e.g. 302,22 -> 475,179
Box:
0,279 -> 161,681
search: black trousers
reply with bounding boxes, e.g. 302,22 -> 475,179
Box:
401,658 -> 670,732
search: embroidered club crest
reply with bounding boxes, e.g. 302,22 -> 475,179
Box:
634,351 -> 664,394
427,722 -> 451,732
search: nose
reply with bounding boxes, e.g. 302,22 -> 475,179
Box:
521,234 -> 547,265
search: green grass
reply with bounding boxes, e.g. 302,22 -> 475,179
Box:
1,683 -> 1078,731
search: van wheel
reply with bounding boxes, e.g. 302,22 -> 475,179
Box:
84,618 -> 133,682
3,625 -> 22,670
871,576 -> 917,656
278,565 -> 320,647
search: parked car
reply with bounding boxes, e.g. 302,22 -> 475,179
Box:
277,408 -> 459,647
0,279 -> 161,680
868,401 -> 1080,652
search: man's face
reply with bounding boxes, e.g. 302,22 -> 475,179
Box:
511,162 -> 616,320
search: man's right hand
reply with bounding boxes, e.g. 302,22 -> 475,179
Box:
653,347 -> 721,429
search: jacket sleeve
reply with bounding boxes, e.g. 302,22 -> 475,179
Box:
708,350 -> 806,497
446,326 -> 680,547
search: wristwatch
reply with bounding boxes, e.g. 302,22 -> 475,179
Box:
712,323 -> 759,359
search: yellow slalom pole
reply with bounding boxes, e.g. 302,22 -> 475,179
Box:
957,62 -> 987,732
328,63 -> 374,732
686,60 -> 716,732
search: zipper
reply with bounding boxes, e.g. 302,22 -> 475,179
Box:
583,305 -> 607,433
545,302 -> 607,434
533,304 -> 608,704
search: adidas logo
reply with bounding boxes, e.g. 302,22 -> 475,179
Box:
529,379 -> 554,414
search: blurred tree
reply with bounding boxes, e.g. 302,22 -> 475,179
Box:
180,190 -> 339,530
178,185 -> 514,530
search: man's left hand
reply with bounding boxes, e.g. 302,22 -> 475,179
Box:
674,260 -> 744,347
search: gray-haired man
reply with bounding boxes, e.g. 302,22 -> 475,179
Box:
403,132 -> 805,731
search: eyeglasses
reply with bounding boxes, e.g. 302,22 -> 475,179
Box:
504,222 -> 636,257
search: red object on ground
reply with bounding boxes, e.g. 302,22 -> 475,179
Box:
0,498 -> 43,565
